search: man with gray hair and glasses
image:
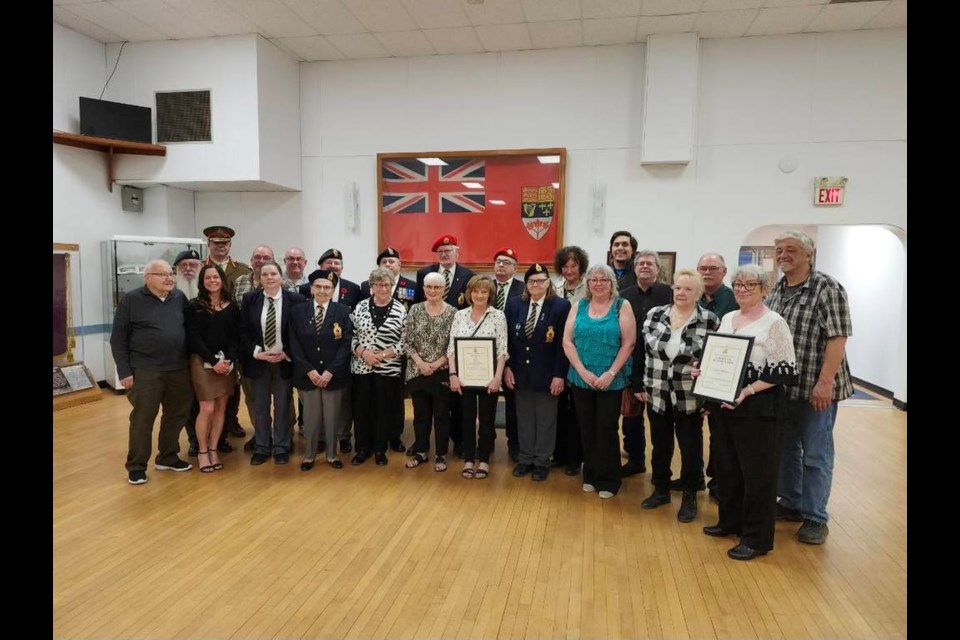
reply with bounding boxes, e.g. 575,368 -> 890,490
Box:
765,230 -> 853,546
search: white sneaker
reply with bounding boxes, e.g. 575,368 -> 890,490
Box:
582,483 -> 596,493
598,490 -> 615,499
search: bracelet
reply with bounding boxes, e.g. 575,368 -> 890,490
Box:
450,372 -> 458,377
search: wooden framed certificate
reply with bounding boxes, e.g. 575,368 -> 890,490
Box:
454,337 -> 496,388
692,332 -> 754,404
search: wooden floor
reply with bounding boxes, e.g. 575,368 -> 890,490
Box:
53,391 -> 906,639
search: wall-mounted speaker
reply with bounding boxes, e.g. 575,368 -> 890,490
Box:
156,90 -> 212,143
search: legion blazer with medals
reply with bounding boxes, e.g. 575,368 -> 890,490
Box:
289,299 -> 354,391
505,294 -> 572,391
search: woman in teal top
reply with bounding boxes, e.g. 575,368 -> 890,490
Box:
562,264 -> 636,498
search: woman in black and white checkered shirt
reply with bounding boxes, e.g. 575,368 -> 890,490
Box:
637,269 -> 720,523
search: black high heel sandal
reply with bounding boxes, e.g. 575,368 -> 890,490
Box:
198,450 -> 216,473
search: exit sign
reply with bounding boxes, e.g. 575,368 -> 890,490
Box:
813,176 -> 847,207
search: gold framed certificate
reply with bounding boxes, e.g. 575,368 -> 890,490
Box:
692,332 -> 754,404
454,337 -> 496,388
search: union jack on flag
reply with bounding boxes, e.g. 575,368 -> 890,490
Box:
382,159 -> 485,215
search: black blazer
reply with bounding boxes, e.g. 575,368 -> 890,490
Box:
505,295 -> 572,392
359,274 -> 416,310
414,264 -> 476,308
240,288 -> 306,379
298,277 -> 362,311
493,277 -> 523,311
620,282 -> 673,391
288,300 -> 354,391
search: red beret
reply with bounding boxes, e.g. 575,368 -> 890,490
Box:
494,247 -> 518,262
431,234 -> 458,252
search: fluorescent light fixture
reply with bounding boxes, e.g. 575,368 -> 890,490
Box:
537,155 -> 560,164
489,199 -> 506,205
418,157 -> 447,166
552,182 -> 560,189
462,182 -> 484,189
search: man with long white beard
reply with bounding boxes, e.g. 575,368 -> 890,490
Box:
173,249 -> 203,455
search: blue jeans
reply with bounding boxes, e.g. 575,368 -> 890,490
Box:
777,399 -> 837,524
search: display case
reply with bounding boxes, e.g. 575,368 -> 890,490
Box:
101,235 -> 206,389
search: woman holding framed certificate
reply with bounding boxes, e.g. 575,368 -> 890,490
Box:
638,269 -> 720,522
448,276 -> 509,480
698,264 -> 798,561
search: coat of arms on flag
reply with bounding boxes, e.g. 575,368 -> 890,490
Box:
520,186 -> 555,240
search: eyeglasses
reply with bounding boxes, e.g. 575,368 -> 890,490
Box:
372,282 -> 392,289
732,281 -> 761,291
698,266 -> 722,273
284,257 -> 305,263
635,261 -> 657,268
494,258 -> 516,266
588,278 -> 611,284
527,278 -> 549,285
312,284 -> 334,291
147,272 -> 175,278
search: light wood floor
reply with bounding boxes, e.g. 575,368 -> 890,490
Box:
53,391 -> 906,639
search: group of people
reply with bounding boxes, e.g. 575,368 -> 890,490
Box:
111,225 -> 853,561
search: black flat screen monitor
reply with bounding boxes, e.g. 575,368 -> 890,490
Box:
79,97 -> 152,143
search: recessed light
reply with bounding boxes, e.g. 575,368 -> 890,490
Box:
489,199 -> 506,205
537,155 -> 560,164
417,157 -> 447,166
462,182 -> 484,189
552,182 -> 560,189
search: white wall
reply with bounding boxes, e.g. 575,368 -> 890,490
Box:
257,37 -> 302,189
815,225 -> 905,398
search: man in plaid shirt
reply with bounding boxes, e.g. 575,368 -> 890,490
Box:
765,231 -> 853,546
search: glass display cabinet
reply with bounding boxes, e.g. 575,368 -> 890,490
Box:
101,235 -> 206,389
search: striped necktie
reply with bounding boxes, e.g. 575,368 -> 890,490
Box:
315,303 -> 324,334
265,296 -> 277,348
496,283 -> 506,310
442,269 -> 451,300
525,302 -> 538,338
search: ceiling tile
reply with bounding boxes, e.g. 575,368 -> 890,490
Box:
642,0 -> 703,16
804,1 -> 887,33
54,0 -> 105,5
528,19 -> 582,48
462,0 -> 525,26
520,0 -> 580,22
326,31 -> 391,57
267,37 -> 306,60
53,5 -> 123,42
864,0 -> 906,29
581,0 -> 641,19
475,23 -> 533,51
165,0 -> 263,36
694,8 -> 757,38
423,26 -> 486,54
702,0 -> 762,11
220,0 -> 315,37
342,0 -> 418,32
635,13 -> 696,40
399,0 -> 470,29
375,29 -> 438,56
762,0 -> 827,7
275,35 -> 346,60
111,0 -> 216,40
745,5 -> 819,35
66,1 -> 166,40
280,0 -> 368,34
583,17 -> 638,44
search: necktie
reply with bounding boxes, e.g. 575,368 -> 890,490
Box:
525,302 -> 538,338
496,283 -> 505,310
315,304 -> 324,334
442,269 -> 451,300
265,297 -> 277,348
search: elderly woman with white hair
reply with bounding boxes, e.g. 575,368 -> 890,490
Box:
638,268 -> 719,522
698,263 -> 798,561
562,264 -> 636,499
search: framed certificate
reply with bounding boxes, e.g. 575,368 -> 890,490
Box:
692,332 -> 754,404
454,337 -> 496,388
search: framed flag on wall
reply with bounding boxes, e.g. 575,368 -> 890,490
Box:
377,148 -> 566,270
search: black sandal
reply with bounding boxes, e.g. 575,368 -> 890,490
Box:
434,456 -> 447,472
198,450 -> 216,473
405,453 -> 429,468
209,448 -> 224,471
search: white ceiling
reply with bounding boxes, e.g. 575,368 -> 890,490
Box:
53,0 -> 907,61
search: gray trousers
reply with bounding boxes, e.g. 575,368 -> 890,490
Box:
125,368 -> 193,472
338,384 -> 353,441
515,389 -> 559,468
301,386 -> 347,461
